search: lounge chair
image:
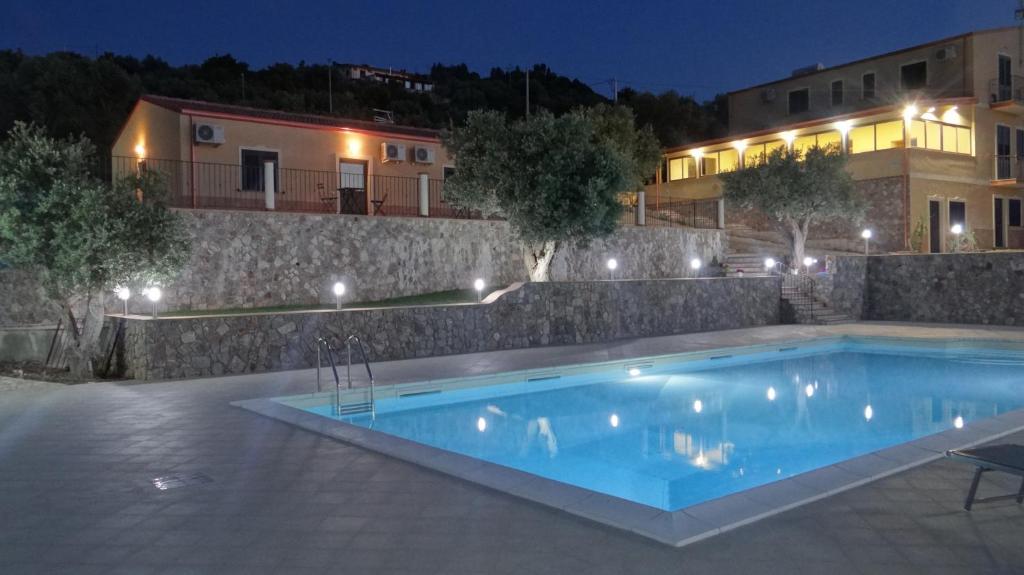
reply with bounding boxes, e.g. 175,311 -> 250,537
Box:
945,444 -> 1024,511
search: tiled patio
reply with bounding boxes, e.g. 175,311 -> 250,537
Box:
2,323 -> 1024,574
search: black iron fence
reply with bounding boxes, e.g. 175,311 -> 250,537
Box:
99,156 -> 720,228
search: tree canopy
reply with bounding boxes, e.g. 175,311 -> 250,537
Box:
0,50 -> 726,150
719,146 -> 864,266
443,105 -> 661,281
0,122 -> 190,376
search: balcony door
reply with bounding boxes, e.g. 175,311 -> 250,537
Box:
996,125 -> 1012,180
995,197 -> 1006,248
338,159 -> 368,215
998,54 -> 1012,101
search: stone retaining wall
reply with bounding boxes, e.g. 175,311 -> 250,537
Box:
861,251 -> 1024,325
1,209 -> 725,323
121,277 -> 780,380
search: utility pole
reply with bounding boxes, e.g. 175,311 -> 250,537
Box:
240,73 -> 246,102
328,62 -> 333,114
612,78 -> 618,104
525,68 -> 530,117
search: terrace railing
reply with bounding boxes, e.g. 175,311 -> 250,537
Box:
100,156 -> 720,229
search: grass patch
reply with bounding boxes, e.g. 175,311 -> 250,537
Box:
160,289 -> 479,318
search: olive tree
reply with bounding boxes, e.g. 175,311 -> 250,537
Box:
719,145 -> 864,268
443,105 -> 660,281
0,122 -> 189,378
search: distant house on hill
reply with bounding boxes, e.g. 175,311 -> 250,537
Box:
339,64 -> 434,93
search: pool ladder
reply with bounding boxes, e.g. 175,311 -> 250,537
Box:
315,335 -> 376,419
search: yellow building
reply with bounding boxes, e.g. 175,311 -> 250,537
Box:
112,95 -> 453,216
654,27 -> 1024,253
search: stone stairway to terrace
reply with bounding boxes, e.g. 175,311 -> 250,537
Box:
723,223 -> 862,277
780,277 -> 854,325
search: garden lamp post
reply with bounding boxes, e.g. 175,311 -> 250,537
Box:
950,224 -> 963,252
474,278 -> 485,302
146,287 -> 161,318
606,258 -> 618,280
764,257 -> 777,274
333,282 -> 346,310
115,286 -> 131,316
861,229 -> 872,255
690,257 -> 702,278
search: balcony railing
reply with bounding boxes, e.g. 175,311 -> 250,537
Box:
993,155 -> 1024,183
98,156 -> 720,229
619,192 -> 722,229
989,75 -> 1024,104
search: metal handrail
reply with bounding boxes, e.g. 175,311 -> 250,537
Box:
315,337 -> 343,395
345,335 -> 376,419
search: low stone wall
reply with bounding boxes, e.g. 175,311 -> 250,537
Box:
121,277 -> 780,380
811,257 -> 867,320
861,251 -> 1024,325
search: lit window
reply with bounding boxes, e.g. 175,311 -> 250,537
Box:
668,158 -> 683,181
744,144 -> 766,167
719,149 -> 738,172
816,131 -> 841,151
702,154 -> 719,176
849,125 -> 876,154
875,120 -> 904,150
926,122 -> 942,150
944,125 -> 959,154
908,120 -> 926,148
793,134 -> 817,157
765,140 -> 786,157
957,127 -> 971,155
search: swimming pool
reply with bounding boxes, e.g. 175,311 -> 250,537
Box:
304,338 -> 1024,511
243,335 -> 1024,545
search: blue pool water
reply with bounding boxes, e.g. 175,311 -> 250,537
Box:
304,340 -> 1024,511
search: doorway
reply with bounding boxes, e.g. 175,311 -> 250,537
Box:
338,159 -> 368,215
995,196 -> 1008,248
928,199 -> 941,253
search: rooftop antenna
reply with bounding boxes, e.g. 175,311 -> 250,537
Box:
328,61 -> 333,114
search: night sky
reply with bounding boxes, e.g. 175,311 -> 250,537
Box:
2,0 -> 1015,100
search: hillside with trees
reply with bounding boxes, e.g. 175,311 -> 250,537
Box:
0,50 -> 726,152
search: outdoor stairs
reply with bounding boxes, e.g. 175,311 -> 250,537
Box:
724,223 -> 788,277
780,283 -> 854,325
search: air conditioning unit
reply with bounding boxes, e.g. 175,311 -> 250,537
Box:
761,88 -> 777,103
936,45 -> 959,61
412,146 -> 435,164
193,123 -> 225,145
381,142 -> 406,163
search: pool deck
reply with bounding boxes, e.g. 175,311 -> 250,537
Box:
3,322 -> 1024,573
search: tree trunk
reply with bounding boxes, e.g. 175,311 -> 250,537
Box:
787,219 -> 806,272
524,240 -> 558,282
62,293 -> 106,380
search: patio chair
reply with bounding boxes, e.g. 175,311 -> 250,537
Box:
945,444 -> 1024,511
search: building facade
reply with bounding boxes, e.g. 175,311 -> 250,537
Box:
654,27 -> 1024,254
112,95 -> 451,216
